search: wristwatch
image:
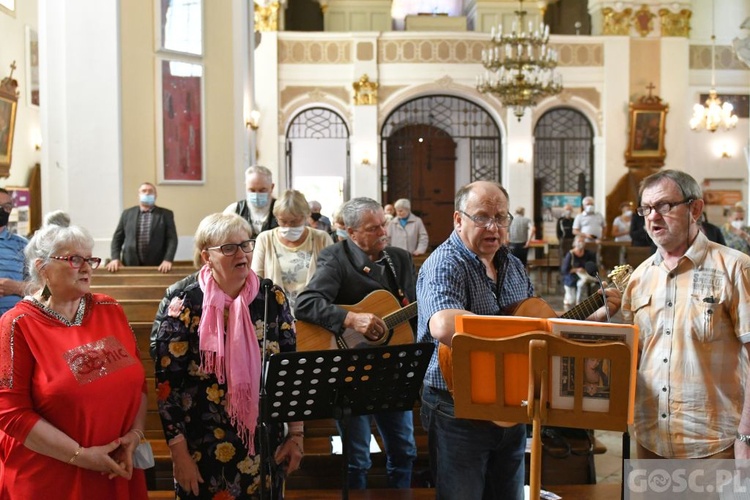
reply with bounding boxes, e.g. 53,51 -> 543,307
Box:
736,432 -> 750,446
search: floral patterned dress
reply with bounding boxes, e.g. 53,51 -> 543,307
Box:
152,273 -> 296,500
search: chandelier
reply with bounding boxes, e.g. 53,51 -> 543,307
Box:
689,1 -> 738,132
476,0 -> 562,121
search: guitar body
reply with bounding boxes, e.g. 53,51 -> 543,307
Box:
296,289 -> 416,352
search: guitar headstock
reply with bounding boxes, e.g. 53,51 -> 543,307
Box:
607,264 -> 633,292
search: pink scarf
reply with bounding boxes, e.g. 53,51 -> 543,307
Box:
197,265 -> 261,453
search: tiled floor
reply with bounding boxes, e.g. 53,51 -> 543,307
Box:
530,269 -> 635,485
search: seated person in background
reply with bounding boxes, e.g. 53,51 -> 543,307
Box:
383,204 -> 396,222
296,197 -> 417,490
560,234 -> 598,308
387,198 -> 429,256
252,190 -> 333,311
573,196 -> 606,241
720,205 -> 750,254
223,165 -> 278,238
106,182 -> 178,274
307,200 -> 332,234
611,202 -> 633,242
0,189 -> 28,315
331,204 -> 348,242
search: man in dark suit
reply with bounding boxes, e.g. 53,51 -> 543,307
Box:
295,197 -> 417,490
106,182 -> 178,273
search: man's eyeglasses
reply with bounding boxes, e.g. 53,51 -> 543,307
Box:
459,210 -> 514,229
50,255 -> 102,269
207,239 -> 256,256
0,203 -> 13,213
636,199 -> 692,217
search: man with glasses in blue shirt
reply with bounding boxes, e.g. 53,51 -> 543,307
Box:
417,181 -> 619,499
0,188 -> 27,316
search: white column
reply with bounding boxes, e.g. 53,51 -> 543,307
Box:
350,105 -> 379,200
233,0 -> 252,195
39,0 -> 122,258
600,37 -> 630,204
505,110 -> 535,214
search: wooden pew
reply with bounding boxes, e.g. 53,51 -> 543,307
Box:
92,273 -> 181,287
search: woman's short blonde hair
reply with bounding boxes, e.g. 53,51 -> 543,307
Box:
272,190 -> 310,220
193,213 -> 252,267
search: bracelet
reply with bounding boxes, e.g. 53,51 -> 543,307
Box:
68,445 -> 83,464
736,432 -> 750,446
130,429 -> 146,442
288,437 -> 304,456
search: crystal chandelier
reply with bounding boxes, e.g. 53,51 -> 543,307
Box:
689,1 -> 738,132
476,0 -> 562,121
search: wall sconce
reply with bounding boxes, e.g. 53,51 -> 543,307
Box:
714,140 -> 735,159
512,144 -> 531,165
361,158 -> 371,166
246,110 -> 261,131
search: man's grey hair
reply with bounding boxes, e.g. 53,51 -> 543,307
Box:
394,198 -> 411,211
341,197 -> 383,229
309,200 -> 322,212
43,210 -> 71,228
244,165 -> 273,184
454,181 -> 509,212
639,169 -> 702,202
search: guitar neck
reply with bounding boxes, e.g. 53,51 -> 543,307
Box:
561,289 -> 605,321
384,301 -> 418,330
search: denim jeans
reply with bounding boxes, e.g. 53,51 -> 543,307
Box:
421,387 -> 526,500
337,410 -> 416,489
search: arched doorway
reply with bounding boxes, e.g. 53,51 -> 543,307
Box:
381,95 -> 502,249
285,107 -> 350,222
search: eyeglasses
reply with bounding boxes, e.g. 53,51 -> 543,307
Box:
207,239 -> 256,256
0,203 -> 12,213
459,210 -> 514,229
636,199 -> 692,217
50,255 -> 102,269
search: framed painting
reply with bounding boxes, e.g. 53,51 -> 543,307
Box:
156,58 -> 204,184
624,93 -> 669,168
0,78 -> 19,178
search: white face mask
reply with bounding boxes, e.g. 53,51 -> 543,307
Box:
624,210 -> 633,217
731,220 -> 745,230
584,205 -> 595,214
278,225 -> 306,242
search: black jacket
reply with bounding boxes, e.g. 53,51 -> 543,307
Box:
110,206 -> 178,266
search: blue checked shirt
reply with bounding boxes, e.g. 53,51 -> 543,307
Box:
417,231 -> 534,391
0,228 -> 28,315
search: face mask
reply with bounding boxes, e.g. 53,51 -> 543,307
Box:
336,228 -> 348,240
0,210 -> 9,227
624,210 -> 633,217
247,192 -> 270,208
278,225 -> 306,242
584,205 -> 595,214
731,220 -> 745,230
562,210 -> 571,218
311,212 -> 322,222
139,194 -> 155,206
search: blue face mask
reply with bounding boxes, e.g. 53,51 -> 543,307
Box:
140,194 -> 155,206
247,192 -> 270,208
336,228 -> 348,240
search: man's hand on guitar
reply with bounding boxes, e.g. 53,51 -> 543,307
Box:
587,288 -> 622,322
344,311 -> 388,341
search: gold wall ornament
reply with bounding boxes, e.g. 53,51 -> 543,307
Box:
353,74 -> 378,105
633,5 -> 655,37
658,8 -> 691,37
601,7 -> 632,36
254,1 -> 279,32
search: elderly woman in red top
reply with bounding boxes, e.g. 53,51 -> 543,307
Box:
0,223 -> 148,499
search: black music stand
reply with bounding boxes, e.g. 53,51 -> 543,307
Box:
262,342 -> 434,500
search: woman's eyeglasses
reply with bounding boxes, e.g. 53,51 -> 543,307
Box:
50,255 -> 102,269
207,239 -> 256,256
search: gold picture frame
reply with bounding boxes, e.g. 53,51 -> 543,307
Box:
0,64 -> 19,178
625,90 -> 668,168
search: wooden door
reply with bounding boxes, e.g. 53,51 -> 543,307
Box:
386,125 -> 456,250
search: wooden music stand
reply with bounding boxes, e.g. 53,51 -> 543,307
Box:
451,329 -> 634,500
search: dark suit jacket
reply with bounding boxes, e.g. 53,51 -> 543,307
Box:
295,239 -> 416,335
110,206 -> 178,266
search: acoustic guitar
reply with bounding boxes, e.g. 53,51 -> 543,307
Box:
439,264 -> 634,392
295,289 -> 418,351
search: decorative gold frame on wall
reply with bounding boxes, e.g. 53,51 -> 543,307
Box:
625,89 -> 669,168
0,62 -> 19,178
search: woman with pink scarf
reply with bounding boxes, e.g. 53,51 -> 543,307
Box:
151,213 -> 302,499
